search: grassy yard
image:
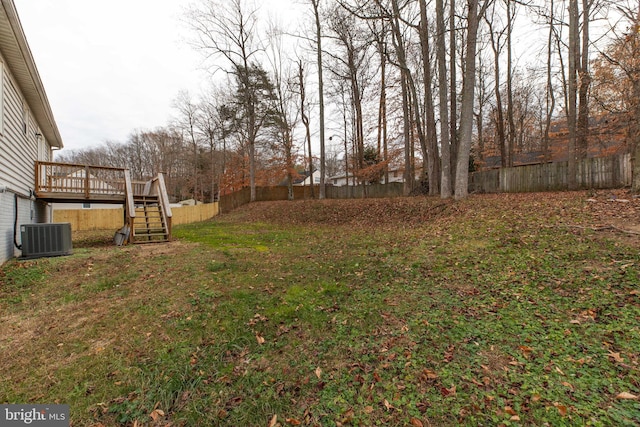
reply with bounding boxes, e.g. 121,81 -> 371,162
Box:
1,192 -> 639,426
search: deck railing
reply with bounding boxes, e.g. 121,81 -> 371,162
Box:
35,161 -> 128,199
34,161 -> 150,200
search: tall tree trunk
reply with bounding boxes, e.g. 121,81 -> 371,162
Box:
577,0 -> 590,160
450,0 -> 458,184
419,0 -> 441,195
631,5 -> 640,192
633,77 -> 640,191
436,0 -> 452,198
488,21 -> 507,168
400,74 -> 412,195
455,0 -> 488,199
506,0 -> 516,167
567,0 -> 579,190
311,0 -> 327,199
386,0 -> 420,194
377,31 -> 389,185
543,0 -> 556,163
298,60 -> 315,198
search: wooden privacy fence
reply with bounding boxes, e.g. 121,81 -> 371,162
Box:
218,183 -> 406,213
54,203 -> 219,232
469,153 -> 632,193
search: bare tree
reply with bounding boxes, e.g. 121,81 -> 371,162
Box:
296,58 -> 315,198
567,0 -> 580,189
485,4 -> 508,167
266,24 -> 301,200
505,0 -> 516,168
369,17 -> 390,185
436,0 -> 453,198
309,0 -> 328,199
187,0 -> 264,201
197,93 -> 224,202
577,0 -> 592,161
592,1 -> 640,189
542,0 -> 557,162
326,5 -> 373,192
455,0 -> 493,200
173,90 -> 202,201
418,0 -> 441,195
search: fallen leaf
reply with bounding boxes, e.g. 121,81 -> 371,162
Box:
440,384 -> 457,397
383,399 -> 394,411
340,408 -> 355,423
519,345 -> 533,358
562,381 -> 574,390
555,366 -> 565,376
149,409 -> 164,421
286,418 -> 301,425
444,345 -> 455,362
314,367 -> 322,379
504,406 -> 517,416
256,334 -> 265,345
510,415 -> 521,421
616,392 -> 639,400
531,393 -> 541,402
269,414 -> 278,427
410,417 -> 424,427
470,377 -> 484,387
364,406 -> 374,414
422,369 -> 438,380
554,403 -> 568,416
608,351 -> 624,363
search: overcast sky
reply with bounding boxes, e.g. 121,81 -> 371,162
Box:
13,0 -> 304,154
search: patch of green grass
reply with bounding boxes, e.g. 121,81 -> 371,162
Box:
2,196 -> 640,426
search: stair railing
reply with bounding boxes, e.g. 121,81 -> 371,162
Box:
123,169 -> 136,244
155,173 -> 172,241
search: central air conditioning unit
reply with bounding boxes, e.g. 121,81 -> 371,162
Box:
20,223 -> 73,260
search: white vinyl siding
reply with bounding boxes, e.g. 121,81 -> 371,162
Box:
0,56 -> 38,195
0,54 -> 49,264
22,102 -> 28,135
0,61 -> 3,135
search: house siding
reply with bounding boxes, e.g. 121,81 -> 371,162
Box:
0,51 -> 52,264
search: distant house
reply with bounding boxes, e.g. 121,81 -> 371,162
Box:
329,168 -> 417,187
294,170 -> 322,186
0,0 -> 64,263
328,173 -> 358,187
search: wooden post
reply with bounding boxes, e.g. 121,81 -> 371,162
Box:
84,165 -> 90,198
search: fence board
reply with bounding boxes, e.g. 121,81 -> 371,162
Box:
54,203 -> 219,232
471,153 -> 631,193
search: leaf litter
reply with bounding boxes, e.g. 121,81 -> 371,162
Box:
1,191 -> 639,426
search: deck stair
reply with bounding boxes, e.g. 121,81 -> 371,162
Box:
131,195 -> 169,243
124,173 -> 172,245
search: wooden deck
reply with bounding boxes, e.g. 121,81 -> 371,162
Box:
35,161 -> 173,243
